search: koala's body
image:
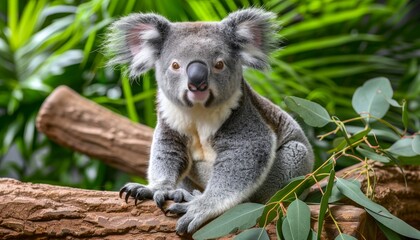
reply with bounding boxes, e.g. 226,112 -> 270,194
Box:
107,8 -> 314,234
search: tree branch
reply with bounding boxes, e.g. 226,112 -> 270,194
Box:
0,178 -> 373,239
36,86 -> 153,177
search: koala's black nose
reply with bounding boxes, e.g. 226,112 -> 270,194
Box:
187,61 -> 208,92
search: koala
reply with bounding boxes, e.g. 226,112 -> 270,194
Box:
106,8 -> 314,234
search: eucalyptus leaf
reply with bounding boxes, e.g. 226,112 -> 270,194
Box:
366,208 -> 420,239
193,203 -> 265,240
377,222 -> 402,240
233,228 -> 269,240
412,135 -> 420,155
336,178 -> 393,218
352,77 -> 394,122
261,160 -> 333,226
385,98 -> 401,108
284,199 -> 311,240
305,180 -> 361,204
356,146 -> 390,163
260,176 -> 305,226
329,128 -> 371,153
309,230 -> 317,240
398,156 -> 420,165
282,216 -> 292,240
334,233 -> 357,240
388,138 -> 417,157
346,126 -> 400,142
318,168 -> 335,240
284,96 -> 331,127
276,214 -> 284,240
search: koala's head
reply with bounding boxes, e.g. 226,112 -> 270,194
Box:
106,8 -> 278,108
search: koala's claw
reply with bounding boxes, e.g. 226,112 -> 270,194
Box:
153,190 -> 167,209
166,202 -> 189,215
119,182 -> 151,204
125,189 -> 132,203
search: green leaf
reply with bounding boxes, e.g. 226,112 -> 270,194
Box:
352,77 -> 394,122
398,155 -> 420,165
388,138 -> 417,157
233,228 -> 269,240
274,34 -> 382,57
283,199 -> 311,240
329,128 -> 371,153
412,135 -> 420,155
193,203 -> 265,240
23,113 -> 36,153
336,178 -> 393,218
366,208 -> 420,239
377,222 -> 402,240
282,216 -> 292,240
318,168 -> 335,240
346,126 -> 400,142
356,146 -> 390,163
308,230 -> 317,240
261,160 -> 334,226
276,213 -> 284,240
327,184 -> 347,203
305,180 -> 361,204
334,233 -> 357,240
284,96 -> 331,127
281,6 -> 391,37
121,70 -> 139,123
401,100 -> 409,130
260,176 -> 306,226
385,97 -> 401,108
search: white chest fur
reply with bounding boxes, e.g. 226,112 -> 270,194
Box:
158,89 -> 242,186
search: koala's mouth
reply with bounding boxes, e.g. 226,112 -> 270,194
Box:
183,89 -> 214,107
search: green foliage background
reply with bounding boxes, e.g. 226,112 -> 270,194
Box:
0,0 -> 419,190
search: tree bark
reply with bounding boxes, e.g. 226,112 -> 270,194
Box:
27,85 -> 420,239
0,178 -> 371,240
36,86 -> 153,177
2,163 -> 420,240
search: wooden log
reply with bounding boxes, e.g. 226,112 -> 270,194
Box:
36,85 -> 154,177
0,178 -> 370,239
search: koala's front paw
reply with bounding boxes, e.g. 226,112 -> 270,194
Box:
119,182 -> 153,205
166,197 -> 213,234
168,189 -> 202,203
120,182 -> 171,208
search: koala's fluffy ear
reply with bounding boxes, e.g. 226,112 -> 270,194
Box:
105,13 -> 170,77
221,8 -> 279,70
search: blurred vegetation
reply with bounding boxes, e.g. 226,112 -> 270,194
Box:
0,0 -> 419,190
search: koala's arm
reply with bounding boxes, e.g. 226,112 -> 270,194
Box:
148,121 -> 190,188
120,120 -> 190,207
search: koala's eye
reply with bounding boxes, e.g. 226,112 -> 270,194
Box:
214,61 -> 224,70
171,61 -> 180,70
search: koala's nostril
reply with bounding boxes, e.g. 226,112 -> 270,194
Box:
187,61 -> 208,92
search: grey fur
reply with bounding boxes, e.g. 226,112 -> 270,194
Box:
109,8 -> 314,234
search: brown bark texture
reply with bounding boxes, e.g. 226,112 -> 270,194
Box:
7,85 -> 415,239
36,85 -> 154,177
0,178 -> 370,240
